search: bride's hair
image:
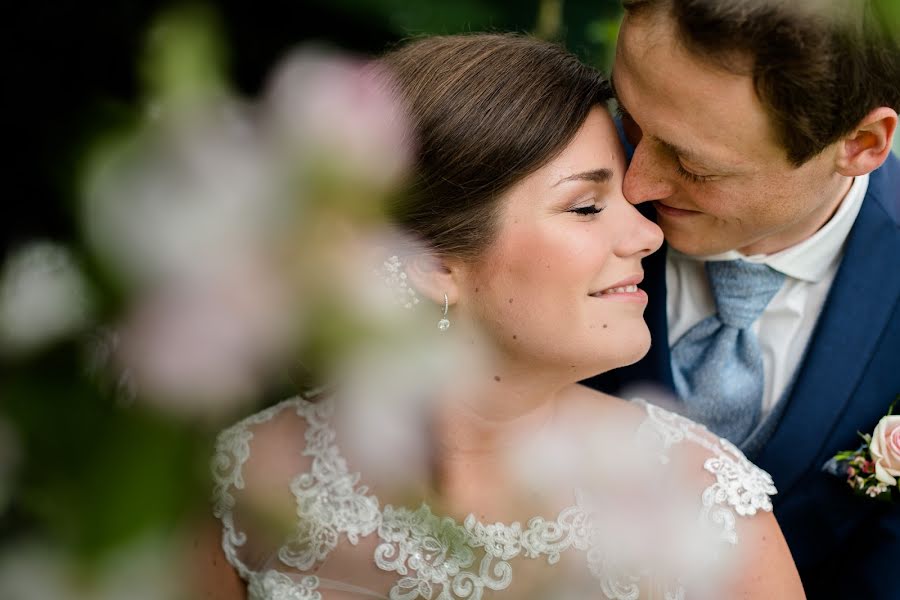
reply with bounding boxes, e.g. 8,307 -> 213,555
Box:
380,34 -> 612,259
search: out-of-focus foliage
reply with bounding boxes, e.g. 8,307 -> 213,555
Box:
8,1 -> 630,596
317,0 -> 623,67
2,0 -> 896,597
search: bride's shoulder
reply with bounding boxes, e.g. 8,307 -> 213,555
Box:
212,391 -> 329,490
565,385 -> 776,519
562,389 -> 801,597
210,391 -> 334,577
625,401 -> 804,597
634,398 -> 776,514
564,383 -> 649,427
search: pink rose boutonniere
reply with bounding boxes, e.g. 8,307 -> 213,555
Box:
824,397 -> 900,502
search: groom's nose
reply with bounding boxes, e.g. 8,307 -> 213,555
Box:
623,139 -> 676,206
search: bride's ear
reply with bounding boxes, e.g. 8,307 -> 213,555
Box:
404,252 -> 462,307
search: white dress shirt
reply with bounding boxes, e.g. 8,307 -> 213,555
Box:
666,174 -> 869,417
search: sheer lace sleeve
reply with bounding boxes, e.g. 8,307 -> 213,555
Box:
576,398 -> 782,599
633,399 -> 776,543
211,398 -> 312,580
210,394 -> 386,599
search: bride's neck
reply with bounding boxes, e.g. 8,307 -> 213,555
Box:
420,366 -> 572,516
431,366 -> 567,457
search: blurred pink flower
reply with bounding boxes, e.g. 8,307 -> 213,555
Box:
115,257 -> 296,416
263,47 -> 413,191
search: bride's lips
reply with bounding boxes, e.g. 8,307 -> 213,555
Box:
653,200 -> 701,218
589,275 -> 648,303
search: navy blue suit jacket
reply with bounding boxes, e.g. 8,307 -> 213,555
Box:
586,152 -> 900,598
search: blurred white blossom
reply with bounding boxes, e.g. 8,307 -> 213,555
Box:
336,334 -> 474,489
83,101 -> 275,287
509,402 -> 730,595
80,45 -> 414,417
0,242 -> 93,356
0,538 -> 184,600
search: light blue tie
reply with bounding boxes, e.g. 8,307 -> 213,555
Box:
671,260 -> 786,445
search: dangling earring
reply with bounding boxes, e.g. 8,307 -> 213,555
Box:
438,293 -> 450,331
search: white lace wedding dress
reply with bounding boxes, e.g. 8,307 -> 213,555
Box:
211,391 -> 776,600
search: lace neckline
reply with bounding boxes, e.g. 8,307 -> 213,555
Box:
212,394 -> 776,600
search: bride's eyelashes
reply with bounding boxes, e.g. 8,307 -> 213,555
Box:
569,203 -> 606,216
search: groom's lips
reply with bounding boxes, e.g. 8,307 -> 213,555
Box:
653,200 -> 701,218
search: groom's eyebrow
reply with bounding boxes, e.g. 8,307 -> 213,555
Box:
553,168 -> 614,187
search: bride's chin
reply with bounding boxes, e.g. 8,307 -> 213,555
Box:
605,328 -> 652,370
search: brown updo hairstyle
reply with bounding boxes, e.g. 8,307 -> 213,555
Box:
380,34 -> 613,260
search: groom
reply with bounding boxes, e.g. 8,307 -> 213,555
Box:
586,0 -> 900,597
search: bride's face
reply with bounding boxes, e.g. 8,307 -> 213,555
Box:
454,107 -> 663,377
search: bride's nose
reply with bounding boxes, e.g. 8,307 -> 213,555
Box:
616,203 -> 663,259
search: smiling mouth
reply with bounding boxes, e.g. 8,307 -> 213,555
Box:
590,284 -> 640,297
653,201 -> 701,217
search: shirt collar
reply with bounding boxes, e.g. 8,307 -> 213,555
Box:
671,174 -> 869,283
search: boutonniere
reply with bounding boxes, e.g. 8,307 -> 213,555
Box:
823,396 -> 900,502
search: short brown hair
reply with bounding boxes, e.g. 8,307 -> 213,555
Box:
379,34 -> 612,259
622,0 -> 900,165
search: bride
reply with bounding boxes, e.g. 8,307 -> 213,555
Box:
206,34 -> 804,599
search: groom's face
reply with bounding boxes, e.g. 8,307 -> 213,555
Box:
612,12 -> 846,256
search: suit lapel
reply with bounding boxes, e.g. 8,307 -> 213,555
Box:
756,159 -> 900,496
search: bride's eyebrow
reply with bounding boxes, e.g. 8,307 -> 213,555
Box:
553,168 -> 613,187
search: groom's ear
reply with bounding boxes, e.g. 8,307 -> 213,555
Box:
404,252 -> 462,308
834,107 -> 898,176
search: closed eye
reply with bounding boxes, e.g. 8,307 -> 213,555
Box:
675,162 -> 716,184
570,205 -> 605,216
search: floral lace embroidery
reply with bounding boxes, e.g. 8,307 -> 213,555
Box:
213,396 -> 776,600
635,400 -> 777,544
212,398 -> 304,578
278,398 -> 381,571
211,394 -> 380,587
373,488 -> 694,600
376,504 -> 478,600
248,571 -> 322,600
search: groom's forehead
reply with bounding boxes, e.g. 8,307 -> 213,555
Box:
613,19 -> 782,166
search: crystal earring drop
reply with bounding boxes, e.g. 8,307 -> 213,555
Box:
438,293 -> 450,331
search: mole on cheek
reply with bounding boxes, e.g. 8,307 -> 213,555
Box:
508,298 -> 514,304
512,335 -> 517,340
494,375 -> 502,382
602,324 -> 608,329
